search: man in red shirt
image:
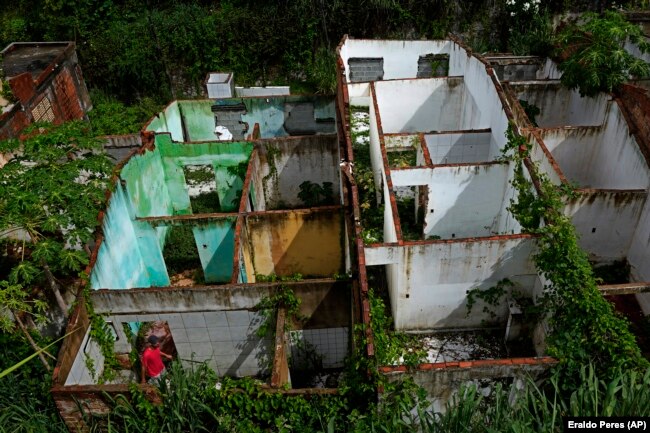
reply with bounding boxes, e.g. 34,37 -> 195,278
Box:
141,335 -> 172,384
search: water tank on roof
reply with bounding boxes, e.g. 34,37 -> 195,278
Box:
205,72 -> 234,99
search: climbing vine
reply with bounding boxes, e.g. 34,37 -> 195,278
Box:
500,124 -> 647,383
262,144 -> 281,206
84,288 -> 121,383
254,276 -> 303,338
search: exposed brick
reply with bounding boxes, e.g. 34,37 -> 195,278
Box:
8,73 -> 36,105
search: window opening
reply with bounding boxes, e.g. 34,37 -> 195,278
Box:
162,225 -> 205,286
183,164 -> 221,214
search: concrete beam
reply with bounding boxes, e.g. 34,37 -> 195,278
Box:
90,284 -> 271,314
598,282 -> 650,296
89,279 -> 350,316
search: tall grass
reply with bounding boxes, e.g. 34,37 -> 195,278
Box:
84,362 -> 650,433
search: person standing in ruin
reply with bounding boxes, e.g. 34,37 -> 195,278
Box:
141,335 -> 172,384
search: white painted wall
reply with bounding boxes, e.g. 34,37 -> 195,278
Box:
625,39 -> 650,64
385,135 -> 419,149
369,89 -> 385,202
527,131 -> 566,185
365,237 -> 538,330
383,172 -> 398,243
537,59 -> 562,80
348,82 -> 372,107
627,196 -> 650,315
510,82 -> 608,127
539,105 -> 650,189
424,131 -> 491,164
65,328 -> 105,385
564,192 -> 647,262
390,164 -> 515,239
339,39 -> 457,81
374,78 -> 470,133
497,163 -> 523,235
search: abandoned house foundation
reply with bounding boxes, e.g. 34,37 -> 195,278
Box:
51,36 -> 650,429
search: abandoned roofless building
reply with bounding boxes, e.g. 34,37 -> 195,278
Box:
51,36 -> 650,429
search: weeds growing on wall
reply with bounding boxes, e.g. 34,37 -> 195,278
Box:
501,125 -> 648,384
350,106 -> 384,244
297,181 -> 335,207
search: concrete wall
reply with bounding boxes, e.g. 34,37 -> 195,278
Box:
390,164 -> 517,239
241,96 -> 335,138
247,150 -> 266,212
256,135 -> 340,209
424,131 -> 492,164
348,57 -> 384,82
192,219 -> 237,283
103,134 -> 142,164
374,78 -> 470,133
509,82 -> 608,127
380,358 -> 555,411
146,97 -> 336,142
64,328 -> 105,385
628,195 -> 650,314
564,191 -> 647,263
339,39 -> 454,81
93,311 -> 271,378
243,208 -> 344,278
289,327 -> 349,368
156,135 -> 253,214
538,106 -> 650,189
90,137 -> 255,289
145,101 -> 184,141
91,184 -> 162,290
364,236 -> 538,330
86,280 -> 350,378
484,56 -> 543,82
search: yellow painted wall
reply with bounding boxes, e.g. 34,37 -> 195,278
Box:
246,209 -> 343,277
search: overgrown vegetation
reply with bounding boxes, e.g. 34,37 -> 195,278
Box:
366,289 -> 426,366
555,11 -> 650,97
506,0 -> 553,56
396,196 -> 422,241
350,106 -> 384,244
0,333 -> 68,433
501,125 -> 648,383
297,181 -> 335,207
387,149 -> 417,168
88,90 -> 161,135
162,225 -> 203,281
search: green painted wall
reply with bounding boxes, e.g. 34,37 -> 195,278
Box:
155,134 -> 253,214
146,101 -> 184,141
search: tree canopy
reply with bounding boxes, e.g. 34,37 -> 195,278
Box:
555,11 -> 650,97
0,121 -> 112,327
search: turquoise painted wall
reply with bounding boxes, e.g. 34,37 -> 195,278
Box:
192,219 -> 236,283
90,135 -> 252,289
120,146 -> 174,218
90,183 -> 170,289
148,97 -> 335,142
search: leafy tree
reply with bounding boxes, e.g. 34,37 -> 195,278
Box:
88,90 -> 161,135
0,121 -> 112,328
555,11 -> 650,97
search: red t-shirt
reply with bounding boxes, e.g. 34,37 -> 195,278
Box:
142,347 -> 165,378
